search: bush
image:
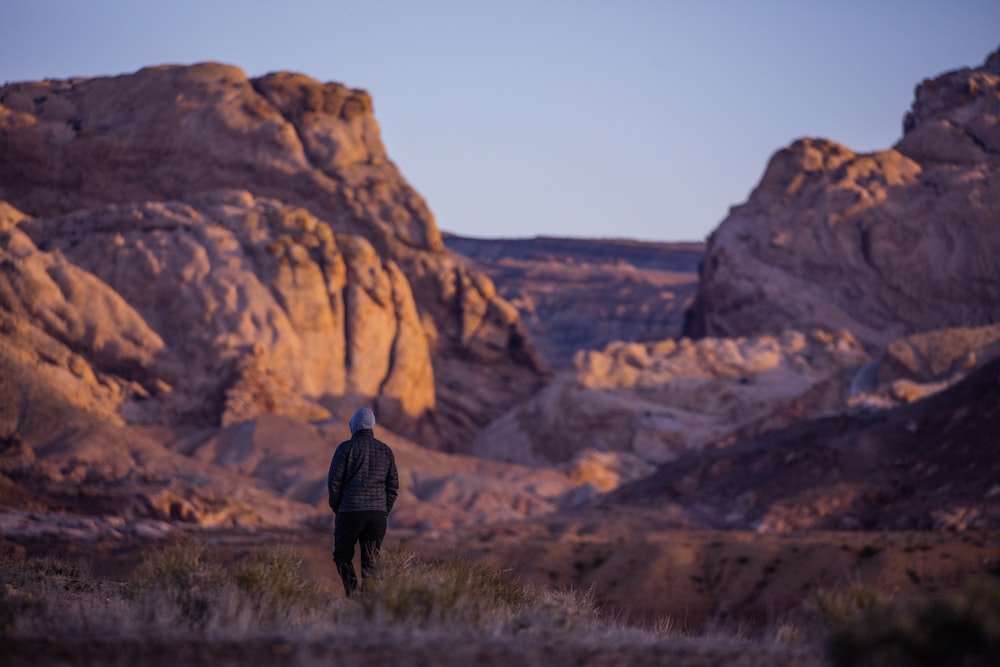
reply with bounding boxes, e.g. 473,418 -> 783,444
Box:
811,583 -> 893,626
826,580 -> 1000,667
130,539 -> 230,628
130,539 -> 324,632
357,549 -> 539,627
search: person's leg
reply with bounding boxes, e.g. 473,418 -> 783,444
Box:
333,512 -> 363,597
358,511 -> 388,587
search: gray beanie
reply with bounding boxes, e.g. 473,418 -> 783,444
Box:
349,407 -> 376,434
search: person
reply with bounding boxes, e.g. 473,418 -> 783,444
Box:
327,407 -> 399,597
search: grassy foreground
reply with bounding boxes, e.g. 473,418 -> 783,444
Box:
0,539 -> 996,666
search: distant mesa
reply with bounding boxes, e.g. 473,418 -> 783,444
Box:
444,234 -> 703,369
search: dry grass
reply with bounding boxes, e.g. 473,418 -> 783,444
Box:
0,539 -> 873,665
357,550 -> 537,627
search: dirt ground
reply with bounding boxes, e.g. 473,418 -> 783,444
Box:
3,520 -> 997,666
17,516 -> 994,632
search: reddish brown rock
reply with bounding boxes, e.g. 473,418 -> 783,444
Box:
19,193 -> 438,440
0,202 -> 164,427
607,353 -> 1000,532
0,63 -> 546,448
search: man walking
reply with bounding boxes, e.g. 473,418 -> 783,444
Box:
327,407 -> 399,597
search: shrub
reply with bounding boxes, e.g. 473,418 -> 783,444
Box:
826,580 -> 1000,667
229,545 -> 325,621
357,549 -> 542,629
130,539 -> 230,627
811,583 -> 893,625
130,540 -> 324,632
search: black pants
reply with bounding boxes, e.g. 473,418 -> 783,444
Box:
333,510 -> 387,597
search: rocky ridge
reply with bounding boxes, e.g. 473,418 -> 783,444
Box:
462,48 -> 1000,500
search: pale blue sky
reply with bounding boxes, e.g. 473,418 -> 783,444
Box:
2,1 -> 998,242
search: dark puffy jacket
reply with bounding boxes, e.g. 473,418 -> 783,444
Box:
327,429 -> 399,513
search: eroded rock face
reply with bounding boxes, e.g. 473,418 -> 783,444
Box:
879,323 -> 1000,383
19,192 -> 438,441
0,63 -> 438,256
686,48 -> 1000,348
845,323 -> 1000,410
0,202 -> 164,428
0,63 -> 546,447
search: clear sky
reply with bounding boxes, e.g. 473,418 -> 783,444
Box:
2,1 -> 998,242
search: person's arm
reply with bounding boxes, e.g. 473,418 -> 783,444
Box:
327,444 -> 347,513
385,449 -> 399,514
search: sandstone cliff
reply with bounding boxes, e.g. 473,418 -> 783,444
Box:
0,63 -> 546,447
685,47 -> 1000,347
17,192 -> 439,435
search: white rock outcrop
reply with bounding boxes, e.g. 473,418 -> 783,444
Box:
472,330 -> 870,476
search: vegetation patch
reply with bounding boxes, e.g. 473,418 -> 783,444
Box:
8,538 -> 994,665
826,580 -> 1000,667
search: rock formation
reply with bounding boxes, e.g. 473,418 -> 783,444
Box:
5,47 -> 1000,543
471,329 -> 870,477
20,192 -> 438,437
685,47 -> 1000,348
0,62 -> 546,447
0,201 -> 162,428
